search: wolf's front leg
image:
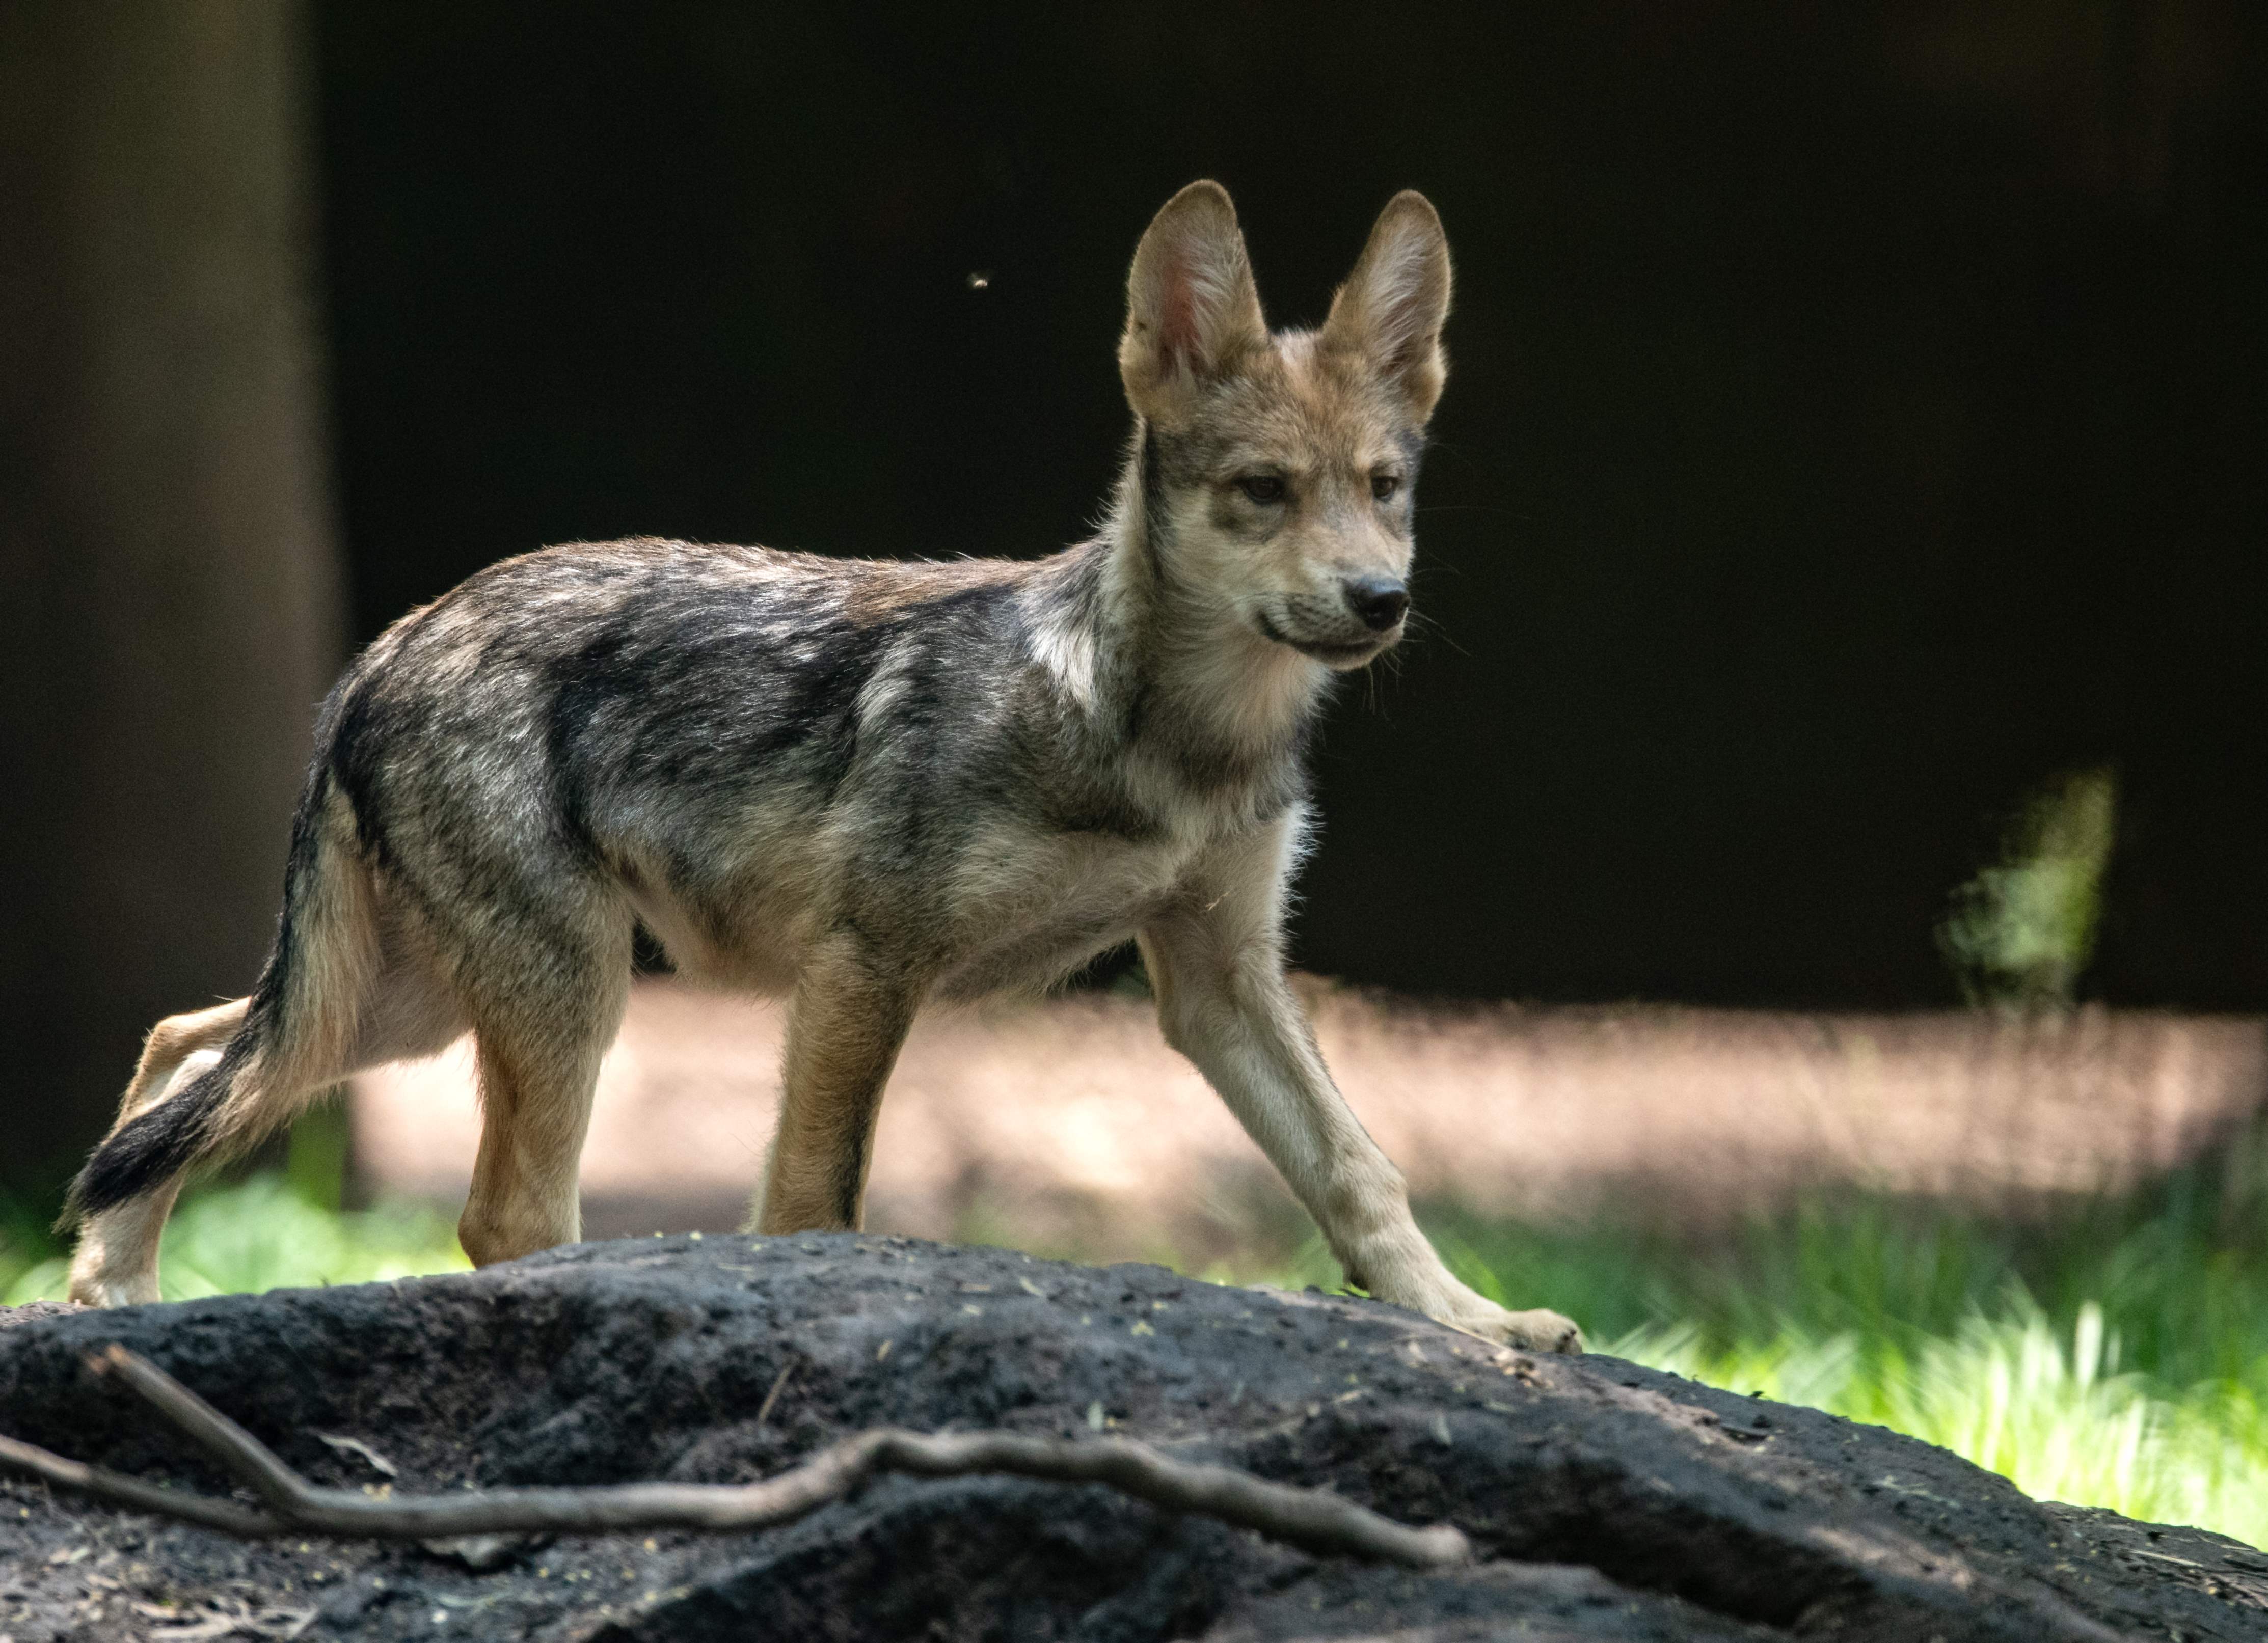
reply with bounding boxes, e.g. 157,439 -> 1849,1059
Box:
1139,905 -> 1582,1354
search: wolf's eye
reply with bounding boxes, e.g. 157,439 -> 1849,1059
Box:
1371,473 -> 1402,502
1237,475 -> 1285,505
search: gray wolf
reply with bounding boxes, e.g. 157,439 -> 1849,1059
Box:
64,182 -> 1583,1353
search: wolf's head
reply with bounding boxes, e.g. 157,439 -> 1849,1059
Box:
1118,181 -> 1451,671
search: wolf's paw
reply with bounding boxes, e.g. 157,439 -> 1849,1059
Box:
1451,1300 -> 1584,1355
64,1277 -> 145,1309
64,1240 -> 162,1310
65,1267 -> 158,1309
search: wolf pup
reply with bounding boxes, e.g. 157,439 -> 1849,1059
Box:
64,182 -> 1581,1352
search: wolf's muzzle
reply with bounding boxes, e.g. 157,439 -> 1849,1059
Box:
1342,576 -> 1411,632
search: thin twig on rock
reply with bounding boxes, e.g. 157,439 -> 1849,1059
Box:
0,1430 -> 281,1537
0,1345 -> 1471,1570
754,1360 -> 795,1427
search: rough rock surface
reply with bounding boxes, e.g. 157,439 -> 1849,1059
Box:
2,1236 -> 2262,1640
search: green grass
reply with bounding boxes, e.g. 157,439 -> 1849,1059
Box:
0,1109 -> 468,1304
7,1162 -> 2263,1550
1,1174 -> 467,1307
1237,1176 -> 2268,1550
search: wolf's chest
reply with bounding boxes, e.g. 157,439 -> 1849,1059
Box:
932,823 -> 1205,997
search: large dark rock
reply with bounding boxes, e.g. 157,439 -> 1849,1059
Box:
2,1236 -> 2262,1640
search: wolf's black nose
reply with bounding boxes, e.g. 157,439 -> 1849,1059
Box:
1343,576 -> 1410,632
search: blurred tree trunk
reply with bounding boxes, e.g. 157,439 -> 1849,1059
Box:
0,1 -> 342,1209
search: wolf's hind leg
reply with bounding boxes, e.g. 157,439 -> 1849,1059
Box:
118,1001 -> 249,1124
748,939 -> 919,1235
1140,895 -> 1583,1355
64,1000 -> 249,1307
67,910 -> 465,1307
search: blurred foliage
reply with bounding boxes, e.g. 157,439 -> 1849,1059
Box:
1940,769 -> 2118,1008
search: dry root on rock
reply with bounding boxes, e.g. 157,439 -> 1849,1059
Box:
0,1345 -> 1471,1570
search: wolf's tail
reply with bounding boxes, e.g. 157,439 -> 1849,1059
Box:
62,771 -> 379,1226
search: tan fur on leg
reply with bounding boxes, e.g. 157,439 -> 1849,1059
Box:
455,972 -> 626,1268
750,943 -> 919,1235
117,1001 -> 250,1125
64,1186 -> 183,1309
1140,826 -> 1583,1354
457,1039 -> 599,1268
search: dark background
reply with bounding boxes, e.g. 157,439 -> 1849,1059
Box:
314,3 -> 2266,1010
6,2 -> 2265,1200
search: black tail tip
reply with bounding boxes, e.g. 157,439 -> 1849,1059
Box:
60,1096 -> 215,1226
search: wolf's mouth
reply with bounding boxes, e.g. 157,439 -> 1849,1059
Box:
1256,611 -> 1392,666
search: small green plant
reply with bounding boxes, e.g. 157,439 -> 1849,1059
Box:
0,1100 -> 465,1304
1939,767 -> 2118,1008
2,1173 -> 467,1306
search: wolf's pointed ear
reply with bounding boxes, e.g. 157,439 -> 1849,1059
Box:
1119,181 -> 1268,429
1321,190 -> 1452,422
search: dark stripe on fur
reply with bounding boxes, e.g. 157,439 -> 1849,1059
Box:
327,669 -> 409,873
832,1111 -> 875,1227
544,584 -> 864,852
1137,423 -> 1168,586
